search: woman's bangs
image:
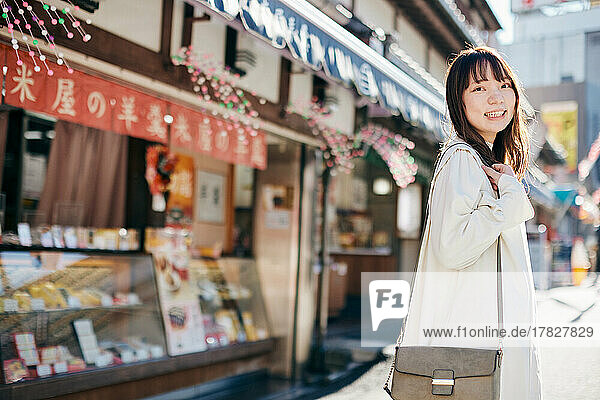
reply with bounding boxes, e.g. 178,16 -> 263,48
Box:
467,53 -> 511,85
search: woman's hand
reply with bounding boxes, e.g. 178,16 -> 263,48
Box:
481,163 -> 515,192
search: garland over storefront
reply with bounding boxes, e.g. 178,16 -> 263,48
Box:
1,43 -> 267,170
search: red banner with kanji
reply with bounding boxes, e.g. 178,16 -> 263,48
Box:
1,44 -> 266,170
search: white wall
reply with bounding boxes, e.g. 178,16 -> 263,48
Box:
395,13 -> 428,67
170,0 -> 185,55
188,7 -> 282,103
321,84 -> 356,135
354,0 -> 396,33
84,0 -> 163,52
236,34 -> 281,103
190,9 -> 227,65
514,7 -> 600,42
288,69 -> 313,108
502,6 -> 600,87
428,47 -> 447,83
501,32 -> 585,87
289,68 -> 354,135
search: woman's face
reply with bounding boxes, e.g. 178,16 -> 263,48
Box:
462,64 -> 516,140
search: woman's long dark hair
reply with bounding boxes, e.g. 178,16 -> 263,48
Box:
444,46 -> 530,181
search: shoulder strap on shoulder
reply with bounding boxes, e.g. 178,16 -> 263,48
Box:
432,142 -> 469,181
433,141 -> 488,183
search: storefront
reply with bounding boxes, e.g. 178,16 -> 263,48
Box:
0,34 -> 318,398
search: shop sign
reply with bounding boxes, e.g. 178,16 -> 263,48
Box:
0,44 -> 267,170
194,0 -> 443,136
166,154 -> 195,229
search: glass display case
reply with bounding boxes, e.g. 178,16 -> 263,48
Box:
152,251 -> 270,356
0,248 -> 272,396
0,251 -> 166,384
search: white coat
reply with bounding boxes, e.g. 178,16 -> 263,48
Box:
399,137 -> 543,399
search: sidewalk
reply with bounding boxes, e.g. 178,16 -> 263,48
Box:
318,276 -> 600,400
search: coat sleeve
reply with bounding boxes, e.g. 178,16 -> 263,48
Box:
429,149 -> 535,270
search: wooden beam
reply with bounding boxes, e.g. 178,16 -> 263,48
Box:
278,58 -> 292,118
160,0 -> 174,66
224,163 -> 235,254
182,2 -> 195,47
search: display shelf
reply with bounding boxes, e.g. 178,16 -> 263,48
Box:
0,303 -> 146,316
0,338 -> 275,400
0,244 -> 142,255
329,247 -> 392,256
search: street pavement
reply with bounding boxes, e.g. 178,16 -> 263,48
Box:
318,275 -> 600,400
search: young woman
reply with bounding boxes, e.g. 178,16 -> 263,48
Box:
398,47 -> 543,399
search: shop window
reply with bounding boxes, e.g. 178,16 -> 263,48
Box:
0,110 -> 55,232
0,109 -> 129,243
232,164 -> 255,257
330,154 -> 396,254
19,114 -> 54,228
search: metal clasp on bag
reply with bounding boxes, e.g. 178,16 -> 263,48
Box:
431,369 -> 454,396
432,378 -> 455,386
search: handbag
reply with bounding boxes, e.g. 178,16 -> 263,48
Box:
383,141 -> 504,399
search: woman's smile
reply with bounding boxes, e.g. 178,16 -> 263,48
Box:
484,109 -> 507,120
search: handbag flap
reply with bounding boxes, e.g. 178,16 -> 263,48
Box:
394,346 -> 500,378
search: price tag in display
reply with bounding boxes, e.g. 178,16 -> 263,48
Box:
67,296 -> 82,308
135,348 -> 149,361
30,298 -> 46,312
100,295 -> 113,307
64,233 -> 78,249
19,349 -> 40,366
14,333 -> 34,346
127,293 -> 140,305
17,223 -> 32,247
36,364 -> 52,377
150,345 -> 164,358
53,361 -> 68,374
94,352 -> 112,368
119,239 -> 130,251
40,231 -> 53,247
120,350 -> 135,364
3,299 -> 19,312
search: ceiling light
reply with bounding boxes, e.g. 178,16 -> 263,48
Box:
373,177 -> 392,195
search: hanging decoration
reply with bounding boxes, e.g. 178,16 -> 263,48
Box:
286,97 -> 418,188
286,97 -> 362,173
171,45 -> 261,138
1,0 -> 92,74
146,145 -> 178,212
355,124 -> 418,188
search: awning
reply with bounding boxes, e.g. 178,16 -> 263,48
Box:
192,0 -> 445,138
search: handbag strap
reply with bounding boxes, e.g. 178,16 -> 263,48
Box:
384,141 -> 504,395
